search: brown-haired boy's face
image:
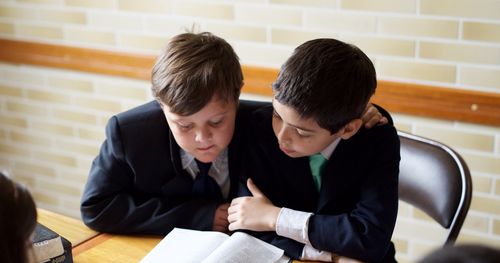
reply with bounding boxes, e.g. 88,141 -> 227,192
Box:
162,95 -> 237,163
272,99 -> 340,158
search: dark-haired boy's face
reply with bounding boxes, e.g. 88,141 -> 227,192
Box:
162,95 -> 237,163
272,100 -> 340,158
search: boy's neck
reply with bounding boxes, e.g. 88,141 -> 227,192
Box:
316,138 -> 341,160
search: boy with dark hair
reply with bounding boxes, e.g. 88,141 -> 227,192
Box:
228,38 -> 400,262
81,32 -> 247,234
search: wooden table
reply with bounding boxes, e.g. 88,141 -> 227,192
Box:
73,234 -> 162,262
73,234 -> 315,263
37,208 -> 317,262
72,234 -> 318,262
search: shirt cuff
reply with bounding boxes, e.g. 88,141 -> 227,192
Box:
275,207 -> 313,245
301,245 -> 334,262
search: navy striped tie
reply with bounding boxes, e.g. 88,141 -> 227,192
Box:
192,159 -> 222,200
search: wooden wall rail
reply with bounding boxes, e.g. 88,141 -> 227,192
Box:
1,38 -> 499,126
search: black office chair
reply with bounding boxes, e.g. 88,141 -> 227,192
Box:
398,131 -> 473,245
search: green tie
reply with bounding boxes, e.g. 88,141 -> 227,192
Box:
309,153 -> 328,192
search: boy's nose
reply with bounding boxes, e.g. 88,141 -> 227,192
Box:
277,126 -> 291,145
195,127 -> 212,142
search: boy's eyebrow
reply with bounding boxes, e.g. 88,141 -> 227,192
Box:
290,123 -> 315,133
273,109 -> 315,133
175,111 -> 228,122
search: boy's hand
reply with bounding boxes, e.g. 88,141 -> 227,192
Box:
362,103 -> 388,128
212,203 -> 230,232
227,178 -> 281,232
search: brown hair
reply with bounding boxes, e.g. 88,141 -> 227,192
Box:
0,172 -> 37,263
151,32 -> 243,116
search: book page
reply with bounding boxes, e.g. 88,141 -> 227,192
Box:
202,231 -> 286,263
140,228 -> 229,263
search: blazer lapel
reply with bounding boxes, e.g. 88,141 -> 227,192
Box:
317,140 -> 354,211
227,129 -> 242,199
288,156 -> 319,210
161,131 -> 193,196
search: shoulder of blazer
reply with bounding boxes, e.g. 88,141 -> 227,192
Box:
114,100 -> 166,128
251,104 -> 275,140
108,100 -> 173,157
236,100 -> 270,126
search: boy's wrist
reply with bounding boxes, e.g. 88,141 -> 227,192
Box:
268,206 -> 282,231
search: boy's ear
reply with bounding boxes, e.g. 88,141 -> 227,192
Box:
339,119 -> 363,140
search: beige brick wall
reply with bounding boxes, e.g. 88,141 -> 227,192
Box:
1,0 -> 499,262
0,63 -> 151,218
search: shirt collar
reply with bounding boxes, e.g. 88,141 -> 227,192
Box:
320,138 -> 341,160
180,148 -> 228,173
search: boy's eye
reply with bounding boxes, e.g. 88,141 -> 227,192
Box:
178,123 -> 193,130
209,119 -> 223,127
296,130 -> 311,138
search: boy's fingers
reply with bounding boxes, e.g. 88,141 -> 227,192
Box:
364,117 -> 379,128
380,116 -> 388,125
247,178 -> 264,197
364,115 -> 388,128
227,204 -> 237,214
227,213 -> 237,223
218,203 -> 230,210
228,222 -> 237,231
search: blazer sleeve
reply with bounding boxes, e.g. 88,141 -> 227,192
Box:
308,125 -> 400,262
80,116 -> 218,235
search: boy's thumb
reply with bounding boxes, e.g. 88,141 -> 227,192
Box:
247,178 -> 263,197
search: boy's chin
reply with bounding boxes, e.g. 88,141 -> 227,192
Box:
194,154 -> 217,163
281,151 -> 306,158
192,150 -> 221,163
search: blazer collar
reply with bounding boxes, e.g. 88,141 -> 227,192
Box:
316,138 -> 358,211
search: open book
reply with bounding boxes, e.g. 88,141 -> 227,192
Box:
140,228 -> 289,263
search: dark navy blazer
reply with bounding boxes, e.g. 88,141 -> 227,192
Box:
80,100 -> 259,235
242,105 -> 400,263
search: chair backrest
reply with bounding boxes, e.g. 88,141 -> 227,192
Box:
398,131 -> 473,245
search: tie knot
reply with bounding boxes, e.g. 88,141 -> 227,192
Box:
195,159 -> 212,176
309,153 -> 327,192
309,153 -> 327,166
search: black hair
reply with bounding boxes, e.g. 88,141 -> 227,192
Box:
273,38 -> 376,134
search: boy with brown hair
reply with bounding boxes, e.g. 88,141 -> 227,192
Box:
228,38 -> 400,262
81,32 -> 248,234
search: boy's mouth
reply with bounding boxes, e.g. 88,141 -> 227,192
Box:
280,146 -> 295,154
197,145 -> 215,151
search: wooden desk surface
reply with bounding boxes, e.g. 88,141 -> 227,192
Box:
74,234 -> 162,262
37,208 -> 98,247
37,209 -> 317,262
73,233 -> 316,263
